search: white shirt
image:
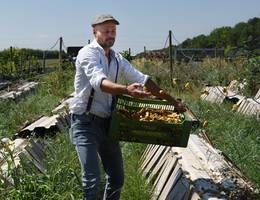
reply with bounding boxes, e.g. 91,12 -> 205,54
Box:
69,39 -> 149,117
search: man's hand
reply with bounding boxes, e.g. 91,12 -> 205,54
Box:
126,83 -> 151,98
158,90 -> 187,113
173,100 -> 187,113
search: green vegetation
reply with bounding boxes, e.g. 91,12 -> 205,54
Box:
0,64 -> 152,199
0,68 -> 74,138
0,133 -> 152,200
121,143 -> 152,200
185,99 -> 260,187
133,57 -> 260,188
0,48 -> 64,80
1,56 -> 259,199
181,17 -> 260,56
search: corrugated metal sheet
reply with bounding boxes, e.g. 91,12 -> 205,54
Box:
52,92 -> 75,113
17,114 -> 64,137
141,134 -> 256,200
201,86 -> 244,104
236,98 -> 260,120
0,81 -> 38,100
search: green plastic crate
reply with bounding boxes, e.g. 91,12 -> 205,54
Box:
108,95 -> 197,147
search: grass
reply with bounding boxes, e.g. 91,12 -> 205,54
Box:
1,56 -> 258,199
183,95 -> 260,188
0,133 -> 83,200
0,132 -> 152,199
45,59 -> 59,68
121,142 -> 152,200
0,68 -> 74,138
132,58 -> 260,189
0,63 -> 152,199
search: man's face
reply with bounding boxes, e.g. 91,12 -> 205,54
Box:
93,21 -> 116,49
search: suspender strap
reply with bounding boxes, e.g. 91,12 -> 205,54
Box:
86,88 -> 95,113
114,58 -> 119,83
86,56 -> 119,113
111,58 -> 119,112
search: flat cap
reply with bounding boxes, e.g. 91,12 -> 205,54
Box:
91,14 -> 119,27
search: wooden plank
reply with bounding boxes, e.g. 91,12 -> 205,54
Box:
29,140 -> 45,160
141,145 -> 157,170
152,153 -> 171,190
19,151 -> 45,174
147,147 -> 171,183
143,146 -> 166,177
141,145 -> 160,170
255,88 -> 260,100
237,98 -> 247,112
140,144 -> 153,163
246,102 -> 255,115
158,164 -> 184,200
165,176 -> 189,200
153,154 -> 177,199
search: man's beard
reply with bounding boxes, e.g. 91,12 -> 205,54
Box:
100,38 -> 115,49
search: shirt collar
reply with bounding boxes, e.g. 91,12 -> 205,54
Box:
91,39 -> 116,58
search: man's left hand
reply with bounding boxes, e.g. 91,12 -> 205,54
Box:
173,100 -> 187,113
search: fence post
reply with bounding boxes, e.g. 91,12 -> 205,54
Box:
10,46 -> 13,73
59,37 -> 63,69
42,51 -> 46,73
169,30 -> 173,84
128,48 -> 131,59
144,46 -> 146,59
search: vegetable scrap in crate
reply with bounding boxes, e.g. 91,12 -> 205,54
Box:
109,95 -> 199,147
118,107 -> 184,123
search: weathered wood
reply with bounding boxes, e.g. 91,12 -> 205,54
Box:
201,86 -> 244,104
236,97 -> 260,119
152,154 -> 171,190
140,144 -> 153,163
141,134 -> 255,199
143,146 -> 166,177
147,147 -> 171,183
159,164 -> 184,200
141,145 -> 160,170
153,154 -> 178,199
255,88 -> 260,100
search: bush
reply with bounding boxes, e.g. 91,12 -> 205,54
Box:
243,56 -> 260,96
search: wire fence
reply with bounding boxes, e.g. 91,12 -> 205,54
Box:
0,37 -> 66,80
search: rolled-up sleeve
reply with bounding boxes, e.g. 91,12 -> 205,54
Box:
79,48 -> 107,92
119,54 -> 149,85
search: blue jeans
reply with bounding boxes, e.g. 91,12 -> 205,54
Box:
69,113 -> 124,200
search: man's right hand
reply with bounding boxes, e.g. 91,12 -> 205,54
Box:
126,83 -> 151,98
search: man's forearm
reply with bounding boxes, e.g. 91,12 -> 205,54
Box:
100,79 -> 151,98
100,79 -> 128,95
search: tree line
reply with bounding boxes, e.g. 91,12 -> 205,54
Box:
181,17 -> 260,56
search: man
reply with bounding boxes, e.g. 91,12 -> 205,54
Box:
69,14 -> 186,200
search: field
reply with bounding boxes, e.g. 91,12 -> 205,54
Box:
0,56 -> 259,199
132,57 -> 260,188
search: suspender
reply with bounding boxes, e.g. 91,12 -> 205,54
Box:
86,57 -> 119,113
86,88 -> 95,113
111,58 -> 119,112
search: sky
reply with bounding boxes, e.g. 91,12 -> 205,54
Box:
0,0 -> 259,55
